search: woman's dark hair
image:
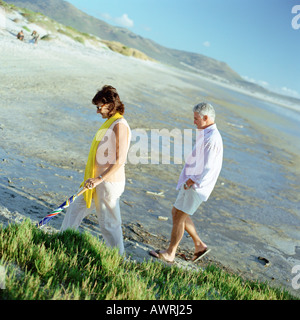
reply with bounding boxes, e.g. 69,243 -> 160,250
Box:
92,85 -> 125,117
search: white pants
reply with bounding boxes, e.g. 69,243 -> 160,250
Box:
61,181 -> 125,255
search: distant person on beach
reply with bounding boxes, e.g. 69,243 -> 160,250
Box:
17,30 -> 24,41
61,85 -> 131,255
31,30 -> 39,44
150,102 -> 223,263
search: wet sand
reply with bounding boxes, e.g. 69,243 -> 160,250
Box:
1,31 -> 300,297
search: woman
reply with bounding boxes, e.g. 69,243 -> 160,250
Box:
61,85 -> 131,255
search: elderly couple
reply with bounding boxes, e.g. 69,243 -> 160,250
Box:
61,85 -> 223,263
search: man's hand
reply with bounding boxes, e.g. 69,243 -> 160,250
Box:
184,179 -> 195,190
84,177 -> 102,189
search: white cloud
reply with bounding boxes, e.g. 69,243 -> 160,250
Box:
203,41 -> 210,47
242,76 -> 269,88
280,87 -> 300,98
99,12 -> 134,28
258,80 -> 269,87
243,76 -> 300,98
242,75 -> 255,83
115,14 -> 134,28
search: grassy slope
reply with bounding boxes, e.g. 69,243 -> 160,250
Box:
0,220 -> 297,300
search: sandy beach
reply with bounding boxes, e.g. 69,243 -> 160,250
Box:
1,9 -> 300,298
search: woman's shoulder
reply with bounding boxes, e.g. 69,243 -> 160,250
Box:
113,117 -> 131,130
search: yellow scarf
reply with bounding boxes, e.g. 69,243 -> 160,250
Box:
80,112 -> 123,208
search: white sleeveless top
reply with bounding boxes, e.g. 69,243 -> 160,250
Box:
94,117 -> 131,182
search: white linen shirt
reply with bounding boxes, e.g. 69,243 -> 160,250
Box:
176,124 -> 223,202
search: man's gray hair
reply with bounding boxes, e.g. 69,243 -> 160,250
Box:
193,102 -> 215,121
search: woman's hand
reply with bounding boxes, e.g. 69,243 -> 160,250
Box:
84,177 -> 102,189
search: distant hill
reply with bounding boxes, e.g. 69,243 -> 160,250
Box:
5,0 -> 244,84
4,0 -> 300,105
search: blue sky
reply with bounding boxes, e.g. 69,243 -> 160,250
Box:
67,0 -> 300,99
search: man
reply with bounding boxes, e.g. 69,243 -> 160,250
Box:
150,102 -> 223,263
61,85 -> 131,255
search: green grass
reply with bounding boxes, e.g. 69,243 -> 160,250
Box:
22,26 -> 31,32
0,220 -> 298,300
